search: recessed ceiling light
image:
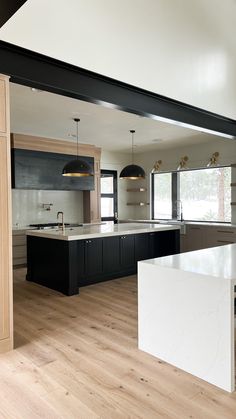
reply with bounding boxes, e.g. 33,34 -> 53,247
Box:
152,138 -> 163,143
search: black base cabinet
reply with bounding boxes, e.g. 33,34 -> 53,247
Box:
26,230 -> 180,295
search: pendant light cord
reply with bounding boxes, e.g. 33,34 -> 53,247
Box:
74,118 -> 80,160
130,129 -> 135,164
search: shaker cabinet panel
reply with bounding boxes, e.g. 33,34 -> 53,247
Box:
103,236 -> 120,273
120,235 -> 135,268
135,233 -> 149,262
85,238 -> 103,277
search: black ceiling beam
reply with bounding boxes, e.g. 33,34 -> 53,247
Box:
0,40 -> 236,137
0,0 -> 28,28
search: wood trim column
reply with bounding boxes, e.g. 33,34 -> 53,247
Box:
0,74 -> 13,352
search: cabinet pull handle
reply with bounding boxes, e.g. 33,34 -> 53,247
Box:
217,240 -> 234,244
217,230 -> 234,234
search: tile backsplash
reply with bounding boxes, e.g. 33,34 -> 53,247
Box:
12,189 -> 83,227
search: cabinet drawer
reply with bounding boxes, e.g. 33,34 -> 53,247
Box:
215,236 -> 236,245
215,228 -> 236,237
13,235 -> 26,246
13,257 -> 27,266
13,245 -> 27,258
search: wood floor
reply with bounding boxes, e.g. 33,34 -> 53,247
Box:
0,270 -> 236,418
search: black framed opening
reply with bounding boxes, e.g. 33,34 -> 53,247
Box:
101,170 -> 118,222
0,41 -> 236,139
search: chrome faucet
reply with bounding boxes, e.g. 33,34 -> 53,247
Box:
176,200 -> 183,222
57,211 -> 65,233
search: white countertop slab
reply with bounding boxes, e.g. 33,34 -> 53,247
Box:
26,222 -> 180,241
141,244 -> 236,282
120,219 -> 236,228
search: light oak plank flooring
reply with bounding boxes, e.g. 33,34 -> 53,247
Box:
0,269 -> 235,418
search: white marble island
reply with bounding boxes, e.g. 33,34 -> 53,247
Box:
138,245 -> 236,392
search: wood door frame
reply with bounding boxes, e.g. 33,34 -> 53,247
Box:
0,74 -> 13,353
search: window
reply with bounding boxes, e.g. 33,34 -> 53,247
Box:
152,166 -> 231,223
101,170 -> 117,221
179,167 -> 231,222
153,173 -> 172,219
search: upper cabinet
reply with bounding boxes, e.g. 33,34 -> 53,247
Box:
12,148 -> 94,191
11,133 -> 101,192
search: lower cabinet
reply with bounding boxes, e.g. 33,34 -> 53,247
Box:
120,235 -> 135,268
79,230 -> 180,288
85,238 -> 103,277
13,230 -> 27,267
135,233 -> 150,262
103,236 -> 120,273
27,230 -> 180,295
183,225 -> 236,252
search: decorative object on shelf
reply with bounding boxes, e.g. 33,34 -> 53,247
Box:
207,152 -> 219,167
42,203 -> 53,211
127,187 -> 147,192
120,130 -> 145,180
151,160 -> 162,173
62,118 -> 93,177
127,202 -> 150,206
177,155 -> 189,171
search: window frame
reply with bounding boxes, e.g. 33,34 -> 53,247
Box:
101,169 -> 118,222
151,165 -> 231,224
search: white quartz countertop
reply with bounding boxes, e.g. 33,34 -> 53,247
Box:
140,244 -> 236,282
26,222 -> 180,241
120,219 -> 236,228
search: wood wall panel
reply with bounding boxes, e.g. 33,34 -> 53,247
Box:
11,133 -> 101,160
0,79 -> 6,133
83,159 -> 101,223
0,75 -> 13,352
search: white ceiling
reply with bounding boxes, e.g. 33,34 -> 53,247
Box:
1,0 -> 236,119
10,83 -> 219,153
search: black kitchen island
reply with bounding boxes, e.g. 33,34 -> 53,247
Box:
26,223 -> 180,295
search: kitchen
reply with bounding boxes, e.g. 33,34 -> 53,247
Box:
1,0 -> 236,416
8,80 -> 236,393
1,45 -> 234,414
1,74 -> 236,415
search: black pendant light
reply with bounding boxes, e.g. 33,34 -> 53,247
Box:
62,118 -> 93,177
120,130 -> 145,180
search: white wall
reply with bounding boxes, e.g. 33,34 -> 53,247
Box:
12,189 -> 83,227
134,138 -> 236,222
1,0 -> 236,118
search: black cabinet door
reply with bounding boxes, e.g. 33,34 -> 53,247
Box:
77,240 -> 85,281
120,235 -> 135,268
153,230 -> 180,257
103,236 -> 120,273
85,238 -> 103,277
135,233 -> 149,262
